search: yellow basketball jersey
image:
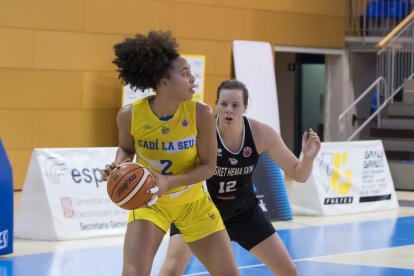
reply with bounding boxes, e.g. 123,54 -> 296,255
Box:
131,97 -> 204,205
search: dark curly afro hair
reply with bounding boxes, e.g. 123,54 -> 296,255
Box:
113,30 -> 180,92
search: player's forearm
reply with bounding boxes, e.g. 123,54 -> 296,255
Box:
291,156 -> 315,183
167,164 -> 215,189
115,147 -> 135,163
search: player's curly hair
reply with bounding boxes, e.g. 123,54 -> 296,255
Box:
113,31 -> 180,92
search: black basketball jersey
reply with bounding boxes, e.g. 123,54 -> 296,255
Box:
207,116 -> 260,200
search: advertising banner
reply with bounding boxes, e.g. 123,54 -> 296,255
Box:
290,140 -> 399,216
15,148 -> 129,240
0,139 -> 13,255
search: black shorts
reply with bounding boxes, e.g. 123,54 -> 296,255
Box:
170,195 -> 275,251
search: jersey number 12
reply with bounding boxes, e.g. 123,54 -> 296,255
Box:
218,180 -> 237,193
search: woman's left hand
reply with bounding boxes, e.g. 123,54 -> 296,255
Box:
301,128 -> 321,159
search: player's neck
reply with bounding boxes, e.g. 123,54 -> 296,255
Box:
149,95 -> 180,119
218,120 -> 244,150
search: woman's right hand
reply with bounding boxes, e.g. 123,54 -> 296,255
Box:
101,158 -> 131,181
144,171 -> 174,206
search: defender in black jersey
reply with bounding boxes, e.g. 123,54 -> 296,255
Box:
160,80 -> 321,276
170,116 -> 274,250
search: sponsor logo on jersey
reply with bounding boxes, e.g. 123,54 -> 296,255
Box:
215,165 -> 254,176
182,119 -> 188,127
229,158 -> 238,165
217,148 -> 223,157
137,136 -> 196,153
243,147 -> 252,157
162,126 -> 170,134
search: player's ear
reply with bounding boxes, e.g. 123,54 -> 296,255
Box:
160,78 -> 168,86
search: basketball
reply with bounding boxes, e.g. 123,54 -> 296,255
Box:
107,162 -> 156,210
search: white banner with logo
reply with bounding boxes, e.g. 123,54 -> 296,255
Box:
290,140 -> 399,216
15,148 -> 130,240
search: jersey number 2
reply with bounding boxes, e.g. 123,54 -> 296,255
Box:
160,160 -> 173,175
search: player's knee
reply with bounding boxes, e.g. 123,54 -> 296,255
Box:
158,268 -> 182,276
122,267 -> 150,276
158,263 -> 184,276
158,269 -> 182,276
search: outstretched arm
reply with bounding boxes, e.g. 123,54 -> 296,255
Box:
251,119 -> 321,182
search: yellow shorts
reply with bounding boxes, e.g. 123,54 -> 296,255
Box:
128,193 -> 224,242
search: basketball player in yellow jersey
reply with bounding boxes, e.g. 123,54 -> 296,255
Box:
131,96 -> 204,205
101,31 -> 239,276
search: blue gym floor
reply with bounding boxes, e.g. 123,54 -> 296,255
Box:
1,204 -> 414,276
184,215 -> 414,276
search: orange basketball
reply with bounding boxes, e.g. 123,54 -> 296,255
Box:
107,162 -> 156,210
